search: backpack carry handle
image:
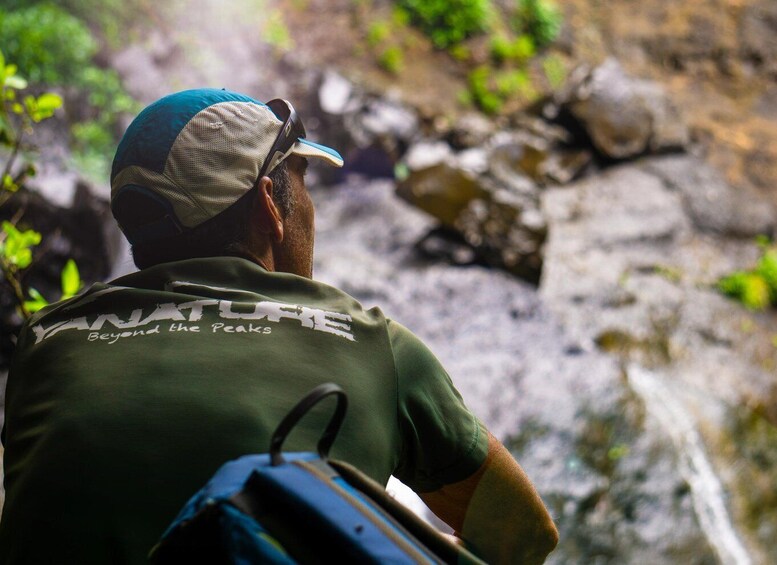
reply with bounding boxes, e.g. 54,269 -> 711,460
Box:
269,383 -> 348,466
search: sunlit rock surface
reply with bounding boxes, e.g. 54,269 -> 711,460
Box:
559,59 -> 690,159
542,158 -> 777,564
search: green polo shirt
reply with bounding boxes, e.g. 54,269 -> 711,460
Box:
0,257 -> 487,564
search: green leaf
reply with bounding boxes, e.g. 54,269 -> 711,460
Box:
0,49 -> 5,74
5,75 -> 27,90
23,95 -> 36,112
511,35 -> 536,61
741,274 -> 771,310
60,259 -> 82,298
36,92 -> 63,112
26,92 -> 63,123
2,174 -> 19,193
1,221 -> 42,268
24,287 -> 49,313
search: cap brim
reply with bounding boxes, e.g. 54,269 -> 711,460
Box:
292,138 -> 344,168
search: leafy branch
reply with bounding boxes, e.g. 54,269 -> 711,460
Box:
0,48 -> 82,318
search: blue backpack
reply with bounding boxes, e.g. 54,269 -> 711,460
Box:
149,383 -> 486,564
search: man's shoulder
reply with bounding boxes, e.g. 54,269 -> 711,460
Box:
20,257 -> 397,349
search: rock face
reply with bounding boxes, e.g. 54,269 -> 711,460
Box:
645,155 -> 775,238
541,156 -> 777,564
396,139 -> 547,283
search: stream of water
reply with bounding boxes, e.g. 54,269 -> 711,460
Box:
627,364 -> 751,565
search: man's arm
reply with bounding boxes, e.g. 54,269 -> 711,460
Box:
419,432 -> 559,564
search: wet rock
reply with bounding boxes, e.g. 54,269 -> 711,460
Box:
563,59 -> 689,159
645,155 -> 776,238
402,140 -> 453,171
543,166 -> 690,260
509,114 -> 573,146
446,112 -> 496,149
318,70 -> 355,115
455,187 -> 546,283
415,227 -> 478,266
313,71 -> 419,181
397,145 -> 547,282
489,135 -> 591,187
349,95 -> 419,151
396,162 -> 488,227
488,139 -> 545,194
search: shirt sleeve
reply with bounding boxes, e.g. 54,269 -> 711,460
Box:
389,320 -> 488,493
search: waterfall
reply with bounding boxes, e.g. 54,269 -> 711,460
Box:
627,364 -> 752,565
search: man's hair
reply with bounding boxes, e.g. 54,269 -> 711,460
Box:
131,162 -> 293,269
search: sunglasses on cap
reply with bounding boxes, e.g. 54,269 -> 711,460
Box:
258,98 -> 306,179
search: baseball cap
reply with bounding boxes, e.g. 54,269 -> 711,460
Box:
110,88 -> 344,246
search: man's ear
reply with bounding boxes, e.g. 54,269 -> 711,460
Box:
254,176 -> 284,242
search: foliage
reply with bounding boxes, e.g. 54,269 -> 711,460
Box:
0,221 -> 41,270
490,34 -> 536,64
0,0 -> 164,47
468,65 -> 503,114
394,0 -> 561,51
514,0 -> 562,48
0,50 -> 82,318
719,239 -> 777,311
466,61 -> 540,114
462,0 -> 564,113
367,20 -> 392,47
0,3 -> 98,85
363,8 -> 413,76
0,222 -> 74,315
378,46 -> 404,74
0,3 -> 140,180
0,49 -> 63,197
397,0 -> 491,48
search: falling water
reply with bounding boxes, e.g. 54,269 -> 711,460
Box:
627,364 -> 752,565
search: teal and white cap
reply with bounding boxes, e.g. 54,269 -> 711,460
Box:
110,88 -> 344,245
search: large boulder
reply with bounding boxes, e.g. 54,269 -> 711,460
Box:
560,59 -> 690,159
396,161 -> 488,227
397,138 -> 547,283
488,130 -> 592,187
